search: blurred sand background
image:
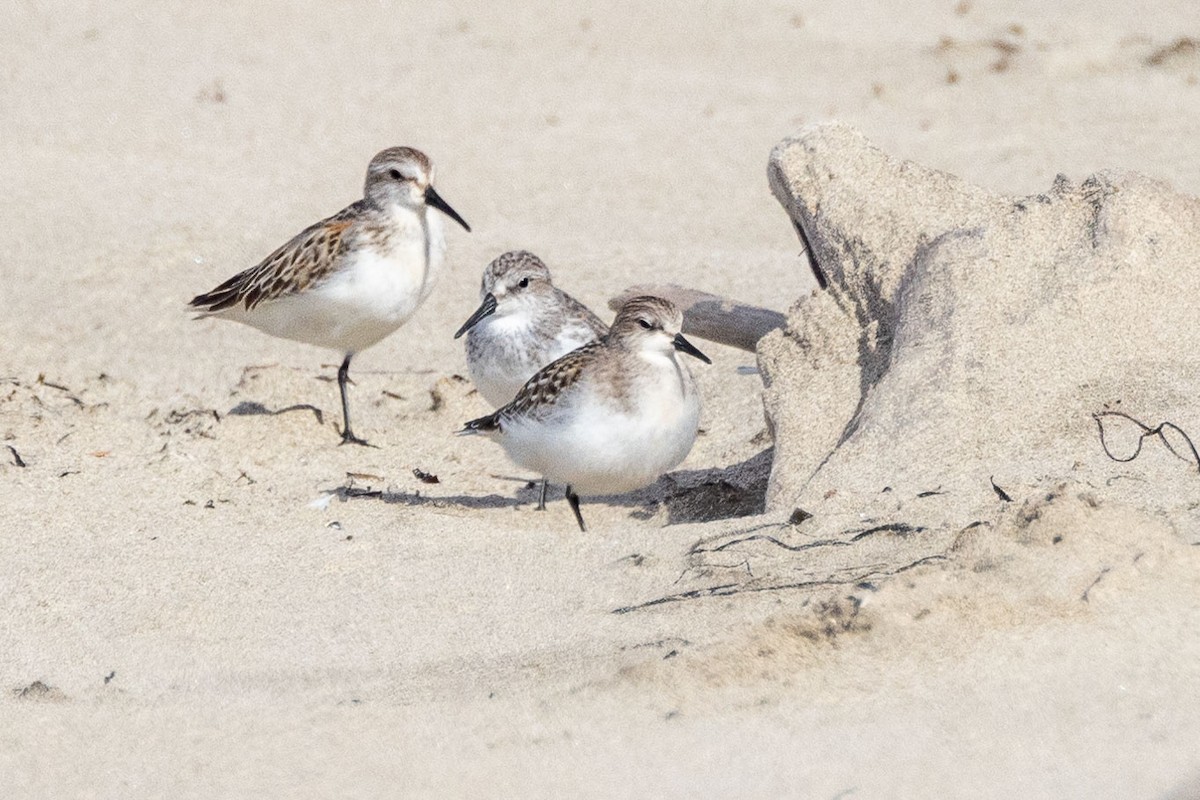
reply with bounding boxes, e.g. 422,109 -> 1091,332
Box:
2,1 -> 1200,797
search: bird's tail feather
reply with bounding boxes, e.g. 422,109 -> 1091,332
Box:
457,412 -> 501,436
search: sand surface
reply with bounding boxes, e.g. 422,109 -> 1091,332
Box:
3,2 -> 1200,797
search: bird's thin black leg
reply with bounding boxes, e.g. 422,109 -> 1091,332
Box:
565,485 -> 586,532
536,478 -> 549,511
337,354 -> 372,447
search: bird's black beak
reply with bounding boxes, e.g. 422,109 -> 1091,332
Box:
425,186 -> 471,232
672,333 -> 711,364
454,293 -> 498,339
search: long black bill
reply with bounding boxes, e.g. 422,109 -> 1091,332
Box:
672,333 -> 712,364
453,293 -> 498,339
425,186 -> 471,232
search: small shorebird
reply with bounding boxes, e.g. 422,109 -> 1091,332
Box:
189,147 -> 470,445
453,250 -> 607,509
459,295 -> 710,531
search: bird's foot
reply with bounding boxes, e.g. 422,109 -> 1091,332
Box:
338,430 -> 377,448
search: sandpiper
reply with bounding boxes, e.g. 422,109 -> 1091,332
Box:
189,147 -> 470,445
454,250 -> 607,508
459,295 -> 710,531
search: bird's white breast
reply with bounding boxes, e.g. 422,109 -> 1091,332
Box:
230,204 -> 443,355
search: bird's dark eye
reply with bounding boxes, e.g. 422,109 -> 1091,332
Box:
388,169 -> 403,181
517,277 -> 530,289
638,319 -> 652,330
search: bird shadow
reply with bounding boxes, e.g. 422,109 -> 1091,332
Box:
227,400 -> 325,425
327,483 -> 518,511
633,448 -> 770,525
534,447 -> 772,526
325,448 -> 771,525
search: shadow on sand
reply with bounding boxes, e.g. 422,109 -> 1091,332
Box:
326,447 -> 773,526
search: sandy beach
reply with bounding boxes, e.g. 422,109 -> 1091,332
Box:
3,2 -> 1200,797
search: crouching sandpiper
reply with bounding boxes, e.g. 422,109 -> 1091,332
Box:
459,295 -> 710,530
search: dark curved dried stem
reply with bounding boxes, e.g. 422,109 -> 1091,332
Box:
1093,410 -> 1200,473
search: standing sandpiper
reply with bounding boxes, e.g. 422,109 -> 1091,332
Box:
453,250 -> 607,508
459,296 -> 710,531
189,147 -> 470,445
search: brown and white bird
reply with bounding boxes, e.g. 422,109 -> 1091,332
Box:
460,295 -> 710,531
190,147 -> 470,445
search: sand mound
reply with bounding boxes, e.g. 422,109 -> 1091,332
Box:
759,123 -> 1200,538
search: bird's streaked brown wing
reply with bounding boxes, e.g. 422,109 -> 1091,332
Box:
189,204 -> 361,313
460,342 -> 600,434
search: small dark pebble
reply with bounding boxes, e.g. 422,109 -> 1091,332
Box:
788,508 -> 813,525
